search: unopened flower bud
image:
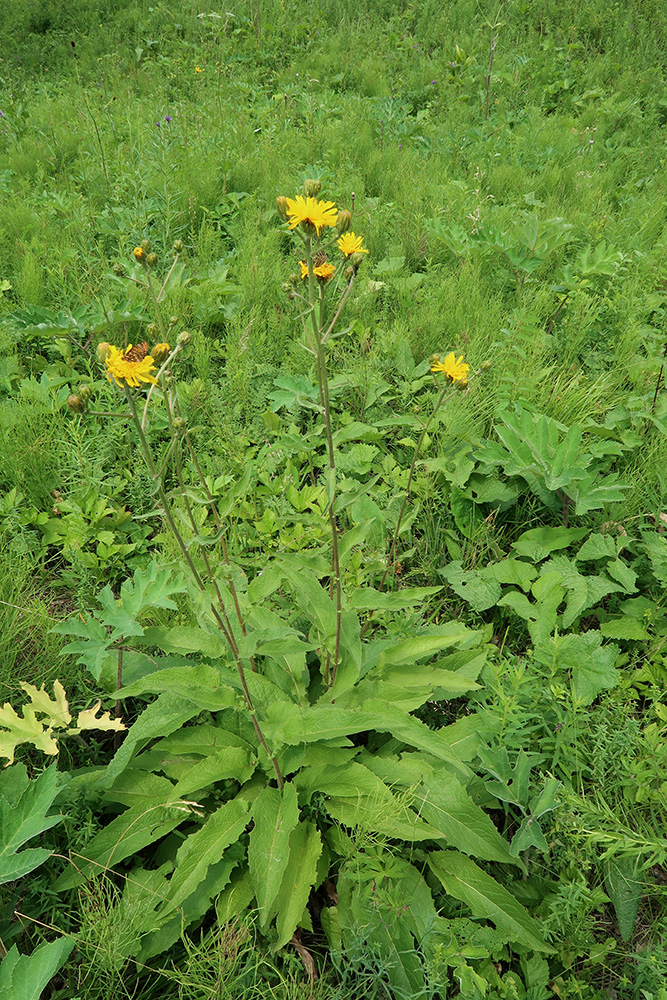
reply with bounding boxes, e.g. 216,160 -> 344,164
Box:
281,281 -> 293,293
140,238 -> 152,254
177,329 -> 192,346
303,178 -> 321,197
172,417 -> 187,435
172,239 -> 184,253
151,342 -> 171,363
289,273 -> 300,286
146,323 -> 158,338
146,252 -> 158,267
336,209 -> 352,234
480,359 -> 492,371
113,262 -> 127,277
67,394 -> 85,412
349,252 -> 366,269
429,353 -> 441,367
276,196 -> 289,220
344,266 -> 354,281
77,383 -> 93,402
133,246 -> 145,261
97,342 -> 111,363
169,316 -> 179,328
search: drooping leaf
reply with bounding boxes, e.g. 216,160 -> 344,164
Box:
274,820 -> 323,949
416,776 -> 520,866
248,784 -> 299,929
159,798 -> 251,916
428,850 -> 552,952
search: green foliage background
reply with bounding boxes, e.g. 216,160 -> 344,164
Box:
1,1 -> 667,998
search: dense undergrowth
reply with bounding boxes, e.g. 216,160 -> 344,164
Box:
1,1 -> 667,998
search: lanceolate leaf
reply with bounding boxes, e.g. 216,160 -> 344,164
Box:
248,783 -> 299,928
428,851 -> 552,953
99,693 -> 206,788
54,803 -> 185,890
274,820 -> 323,949
160,798 -> 251,915
416,776 -> 520,867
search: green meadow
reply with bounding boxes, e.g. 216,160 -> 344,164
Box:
1,1 -> 667,997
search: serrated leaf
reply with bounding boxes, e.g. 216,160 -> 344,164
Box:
274,820 -> 323,948
160,799 -> 250,916
349,586 -> 442,610
54,803 -> 185,890
600,618 -> 650,640
512,526 -> 589,561
248,784 -> 299,928
99,693 -> 203,789
604,856 -> 643,941
428,850 -> 552,952
440,562 -> 502,612
0,765 -> 62,885
0,937 -> 75,1000
416,775 -> 519,866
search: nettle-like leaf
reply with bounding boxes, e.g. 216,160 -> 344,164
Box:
0,765 -> 63,885
0,937 -> 75,1000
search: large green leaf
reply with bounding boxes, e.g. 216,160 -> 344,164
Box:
54,803 -> 185,890
160,799 -> 251,916
100,692 -> 204,788
428,851 -> 552,952
274,820 -> 323,948
0,765 -> 62,885
248,783 -> 299,928
0,938 -> 75,1000
416,776 -> 520,866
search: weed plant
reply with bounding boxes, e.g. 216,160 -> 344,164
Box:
1,2 -> 667,999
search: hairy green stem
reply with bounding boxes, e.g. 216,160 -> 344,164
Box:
360,380 -> 453,639
124,386 -> 283,788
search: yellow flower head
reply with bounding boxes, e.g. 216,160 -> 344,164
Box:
105,344 -> 158,388
133,246 -> 145,261
195,65 -> 202,73
337,232 -> 369,257
299,259 -> 336,282
285,195 -> 338,235
151,342 -> 171,363
431,352 -> 470,384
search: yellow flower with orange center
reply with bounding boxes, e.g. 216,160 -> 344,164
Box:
431,352 -> 470,384
105,344 -> 158,388
337,232 -> 369,257
285,195 -> 338,235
